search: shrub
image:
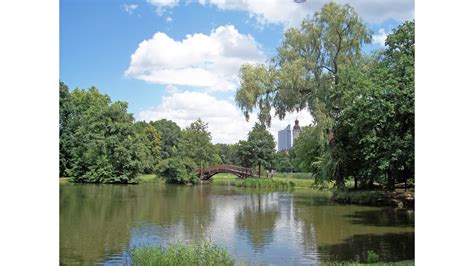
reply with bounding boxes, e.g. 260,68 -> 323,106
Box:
367,250 -> 380,263
130,241 -> 235,266
157,157 -> 197,184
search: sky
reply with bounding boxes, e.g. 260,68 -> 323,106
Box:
60,0 -> 414,144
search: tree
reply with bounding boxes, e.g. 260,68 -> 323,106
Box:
334,21 -> 414,191
59,81 -> 73,177
274,151 -> 294,173
178,119 -> 220,168
237,124 -> 276,177
215,143 -> 240,165
236,3 -> 371,188
149,119 -> 182,159
134,121 -> 161,174
61,84 -> 144,183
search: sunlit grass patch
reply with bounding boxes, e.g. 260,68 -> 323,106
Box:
130,241 -> 235,266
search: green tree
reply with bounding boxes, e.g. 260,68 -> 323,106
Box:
178,119 -> 220,168
134,121 -> 161,174
59,81 -> 73,177
62,85 -> 144,183
274,151 -> 294,173
215,143 -> 240,165
149,119 -> 182,159
237,124 -> 276,177
334,21 -> 414,190
236,3 -> 371,188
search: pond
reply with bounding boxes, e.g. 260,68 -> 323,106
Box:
60,183 -> 414,265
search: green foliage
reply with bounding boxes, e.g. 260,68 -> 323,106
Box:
215,143 -> 240,165
237,124 -> 276,176
149,119 -> 181,159
273,151 -> 294,172
179,119 -> 221,168
130,241 -> 235,266
334,21 -> 414,190
367,250 -> 380,263
157,156 -> 197,184
236,178 -> 295,189
236,3 -> 371,189
134,121 -> 162,174
60,84 -> 144,183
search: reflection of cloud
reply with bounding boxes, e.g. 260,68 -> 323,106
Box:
235,194 -> 280,250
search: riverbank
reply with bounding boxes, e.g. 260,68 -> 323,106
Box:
332,190 -> 415,209
211,173 -> 314,188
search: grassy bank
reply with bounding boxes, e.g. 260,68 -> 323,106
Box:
236,178 -> 296,189
129,241 -> 235,266
211,173 -> 315,188
332,190 -> 415,208
321,261 -> 414,266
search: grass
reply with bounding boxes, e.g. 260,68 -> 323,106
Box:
272,172 -> 314,179
59,177 -> 70,184
236,178 -> 296,189
211,173 -> 315,189
129,241 -> 235,266
321,261 -> 414,266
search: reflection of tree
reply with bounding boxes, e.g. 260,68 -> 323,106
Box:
60,184 -> 215,264
291,194 -> 415,262
235,194 -> 279,251
318,233 -> 414,262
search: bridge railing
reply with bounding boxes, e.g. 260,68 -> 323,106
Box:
196,164 -> 255,176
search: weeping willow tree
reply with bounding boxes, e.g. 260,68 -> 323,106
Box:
235,3 -> 371,189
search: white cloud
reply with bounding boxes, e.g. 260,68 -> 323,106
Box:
125,25 -> 266,92
146,0 -> 179,15
198,0 -> 414,27
166,16 -> 173,22
372,28 -> 388,46
122,4 -> 138,15
165,84 -> 178,94
138,91 -> 312,144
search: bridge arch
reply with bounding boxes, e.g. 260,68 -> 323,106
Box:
196,164 -> 257,180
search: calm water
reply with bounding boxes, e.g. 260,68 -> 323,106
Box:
60,183 -> 414,265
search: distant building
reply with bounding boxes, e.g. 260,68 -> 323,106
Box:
278,125 -> 292,152
278,120 -> 302,152
292,119 -> 301,144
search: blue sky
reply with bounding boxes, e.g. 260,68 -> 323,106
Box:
60,0 -> 414,144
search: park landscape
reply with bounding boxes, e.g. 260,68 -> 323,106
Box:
60,1 -> 414,265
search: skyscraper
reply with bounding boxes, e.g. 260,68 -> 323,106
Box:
292,119 -> 301,144
278,125 -> 292,151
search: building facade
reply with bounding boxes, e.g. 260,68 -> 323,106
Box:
278,124 -> 292,152
292,119 -> 301,144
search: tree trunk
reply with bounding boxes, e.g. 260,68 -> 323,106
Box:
354,177 -> 358,190
258,162 -> 261,178
387,163 -> 396,192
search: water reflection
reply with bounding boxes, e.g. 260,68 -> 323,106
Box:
60,184 -> 415,264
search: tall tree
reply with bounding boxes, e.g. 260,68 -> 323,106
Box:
236,3 -> 371,188
61,85 -> 144,183
149,119 -> 181,159
237,124 -> 276,177
179,119 -> 220,168
334,21 -> 415,191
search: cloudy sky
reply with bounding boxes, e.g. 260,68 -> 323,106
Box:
60,0 -> 414,144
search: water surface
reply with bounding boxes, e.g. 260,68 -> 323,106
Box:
60,183 -> 414,265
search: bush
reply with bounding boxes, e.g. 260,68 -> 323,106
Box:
367,250 -> 380,263
130,241 -> 235,266
157,157 -> 197,184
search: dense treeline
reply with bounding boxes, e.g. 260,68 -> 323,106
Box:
59,83 -> 277,183
59,83 -> 221,183
235,3 -> 414,191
